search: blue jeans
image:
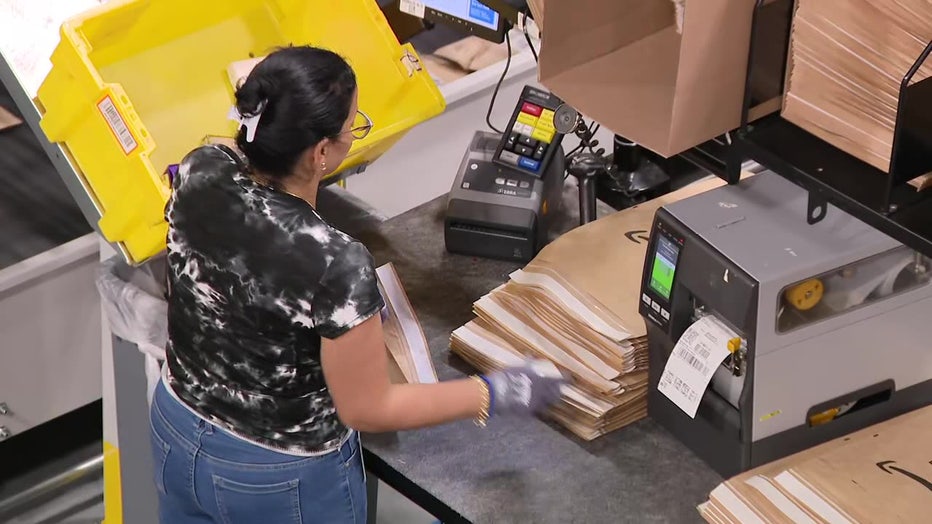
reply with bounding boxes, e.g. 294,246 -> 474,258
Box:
149,381 -> 367,523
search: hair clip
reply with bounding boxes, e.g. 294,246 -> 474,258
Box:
227,100 -> 266,143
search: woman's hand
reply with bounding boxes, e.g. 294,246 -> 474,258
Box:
482,360 -> 566,417
321,315 -> 566,433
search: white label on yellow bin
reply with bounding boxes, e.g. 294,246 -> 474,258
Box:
399,0 -> 426,18
657,315 -> 734,418
98,95 -> 137,155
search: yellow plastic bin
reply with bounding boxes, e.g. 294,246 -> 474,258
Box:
36,0 -> 445,264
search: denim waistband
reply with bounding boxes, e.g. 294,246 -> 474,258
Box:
153,378 -> 353,459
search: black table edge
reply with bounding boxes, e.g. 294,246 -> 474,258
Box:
363,447 -> 469,524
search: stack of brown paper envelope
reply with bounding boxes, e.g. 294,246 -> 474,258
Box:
783,0 -> 932,181
451,177 -> 727,440
699,405 -> 932,523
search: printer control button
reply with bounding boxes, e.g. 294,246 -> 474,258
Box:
515,123 -> 534,136
515,144 -> 533,157
642,293 -> 651,305
651,301 -> 661,313
519,135 -> 538,148
519,181 -> 530,189
518,157 -> 541,172
495,177 -> 506,185
506,179 -> 518,187
506,132 -> 520,150
499,151 -> 520,166
661,308 -> 670,320
521,102 -> 543,117
533,143 -> 547,160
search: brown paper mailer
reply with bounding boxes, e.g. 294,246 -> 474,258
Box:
473,297 -> 622,395
704,406 -> 932,523
525,176 -> 729,339
0,106 -> 22,131
510,266 -> 634,342
782,0 -> 932,174
377,263 -> 438,385
451,320 -> 650,439
385,351 -> 408,385
709,475 -> 826,524
492,283 -> 632,377
776,409 -> 932,523
537,0 -> 778,158
450,322 -> 647,414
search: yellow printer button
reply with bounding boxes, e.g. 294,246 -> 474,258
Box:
532,127 -> 555,144
538,109 -> 556,132
516,112 -> 539,128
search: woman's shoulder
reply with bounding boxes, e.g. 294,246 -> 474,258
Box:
174,144 -> 245,188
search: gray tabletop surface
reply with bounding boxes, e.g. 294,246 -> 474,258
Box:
316,181 -> 723,524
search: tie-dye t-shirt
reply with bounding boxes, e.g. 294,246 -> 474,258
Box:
163,145 -> 384,454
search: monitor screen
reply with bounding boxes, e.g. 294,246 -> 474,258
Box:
649,235 -> 680,300
422,0 -> 501,30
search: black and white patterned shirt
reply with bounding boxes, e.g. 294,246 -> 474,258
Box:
164,145 -> 383,455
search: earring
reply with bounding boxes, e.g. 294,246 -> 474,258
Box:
320,161 -> 327,172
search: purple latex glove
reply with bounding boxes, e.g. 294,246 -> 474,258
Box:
482,359 -> 566,417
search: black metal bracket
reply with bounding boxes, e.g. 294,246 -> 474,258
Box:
889,40 -> 932,189
807,192 -> 827,225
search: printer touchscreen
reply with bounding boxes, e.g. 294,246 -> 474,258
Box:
649,235 -> 680,300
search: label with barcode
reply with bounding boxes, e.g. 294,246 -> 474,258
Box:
399,0 -> 426,18
658,315 -> 734,418
98,95 -> 137,154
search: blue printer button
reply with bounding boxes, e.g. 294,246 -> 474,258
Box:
518,157 -> 540,171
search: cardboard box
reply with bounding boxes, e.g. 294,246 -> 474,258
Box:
535,0 -> 780,158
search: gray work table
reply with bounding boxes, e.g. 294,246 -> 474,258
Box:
318,182 -> 723,524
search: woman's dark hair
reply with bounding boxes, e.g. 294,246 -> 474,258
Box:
234,46 -> 356,179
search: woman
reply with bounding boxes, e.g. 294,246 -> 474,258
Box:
151,45 -> 565,524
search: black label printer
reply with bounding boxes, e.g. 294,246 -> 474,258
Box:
444,86 -> 566,262
639,173 -> 932,478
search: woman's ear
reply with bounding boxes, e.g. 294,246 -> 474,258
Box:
315,139 -> 333,174
296,142 -> 325,179
317,140 -> 330,166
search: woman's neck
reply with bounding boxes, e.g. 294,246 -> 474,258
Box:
253,170 -> 319,207
280,178 -> 319,207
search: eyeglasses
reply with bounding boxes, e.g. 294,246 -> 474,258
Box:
347,110 -> 373,140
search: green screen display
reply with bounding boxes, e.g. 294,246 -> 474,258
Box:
648,236 -> 680,300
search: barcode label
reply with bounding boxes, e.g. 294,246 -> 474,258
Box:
98,96 -> 137,154
684,353 -> 707,374
657,316 -> 735,418
399,0 -> 426,18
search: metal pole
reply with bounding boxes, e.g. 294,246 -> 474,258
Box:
0,453 -> 104,518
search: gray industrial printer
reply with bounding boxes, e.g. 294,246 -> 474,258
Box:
640,173 -> 932,477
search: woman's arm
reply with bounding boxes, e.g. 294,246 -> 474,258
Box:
320,314 -> 486,432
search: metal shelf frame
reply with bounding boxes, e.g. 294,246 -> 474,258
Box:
720,0 -> 932,257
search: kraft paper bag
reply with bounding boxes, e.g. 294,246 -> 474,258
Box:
704,405 -> 932,524
783,0 -> 932,175
526,176 -> 727,338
